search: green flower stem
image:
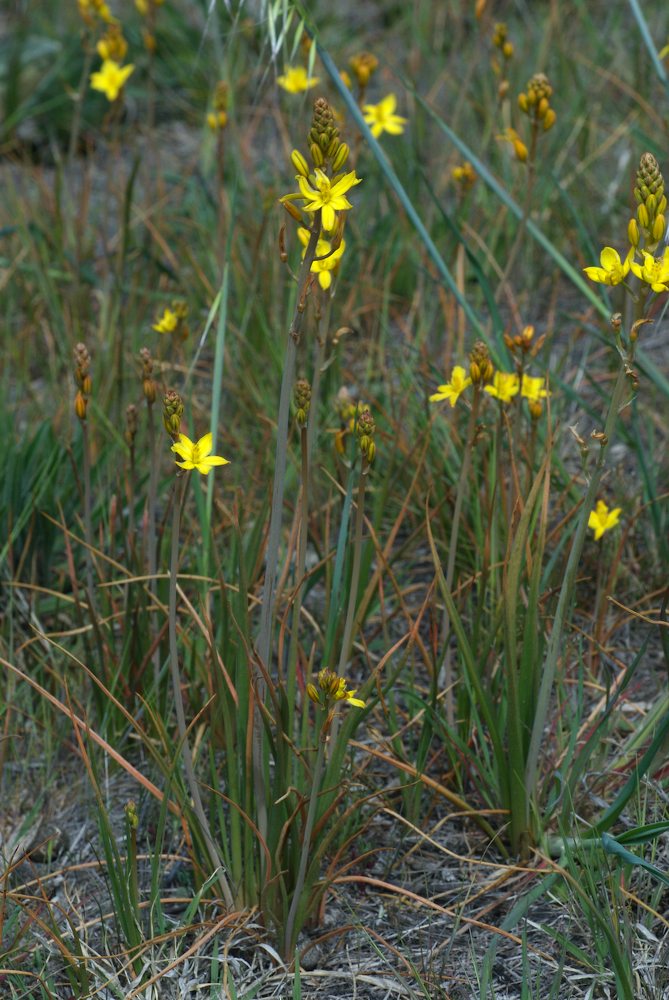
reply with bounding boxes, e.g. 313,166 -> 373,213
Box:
254,210 -> 321,850
283,727 -> 327,959
306,297 -> 331,462
146,401 -> 160,691
441,387 -> 480,724
525,357 -> 629,800
168,473 -> 234,910
287,425 -> 310,740
82,420 -> 96,612
337,460 -> 369,675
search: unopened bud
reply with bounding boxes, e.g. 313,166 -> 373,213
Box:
518,93 -> 528,113
331,142 -> 350,173
291,149 -> 310,178
653,213 -> 666,242
514,139 -> 528,162
310,142 -> 324,167
75,391 -> 88,421
542,108 -> 556,131
628,218 -> 640,247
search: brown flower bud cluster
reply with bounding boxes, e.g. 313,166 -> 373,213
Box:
469,340 -> 494,385
348,51 -> 378,91
503,324 -> 545,360
294,378 -> 311,427
633,152 -> 666,254
139,347 -> 157,404
356,407 -> 376,464
74,342 -> 92,422
306,98 -> 349,172
162,389 -> 184,440
518,73 -> 556,132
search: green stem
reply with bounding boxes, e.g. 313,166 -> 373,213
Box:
253,210 -> 321,852
337,462 -> 368,674
168,474 -> 234,909
441,388 -> 480,724
146,401 -> 160,690
526,358 -> 629,798
287,426 -> 310,742
283,729 -> 327,958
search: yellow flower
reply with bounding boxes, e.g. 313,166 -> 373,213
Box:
307,668 -> 365,708
629,247 -> 669,292
297,227 -> 345,289
153,307 -> 178,334
520,374 -> 549,402
90,59 -> 134,102
583,246 -> 632,287
588,500 -> 621,541
277,66 -> 320,94
429,366 -> 472,407
171,432 -> 229,475
362,94 -> 407,138
296,168 -> 361,232
484,371 -> 520,403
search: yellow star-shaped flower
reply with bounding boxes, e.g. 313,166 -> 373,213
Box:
171,432 -> 229,475
588,500 -> 621,541
583,246 -> 632,287
484,371 -> 520,404
153,307 -> 178,334
520,375 -> 549,403
277,66 -> 320,94
297,227 -> 345,289
630,247 -> 669,292
429,366 -> 472,407
90,59 -> 134,102
362,94 -> 407,138
296,169 -> 361,232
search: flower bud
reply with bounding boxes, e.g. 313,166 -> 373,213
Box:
514,139 -> 528,162
310,142 -> 324,167
518,92 -> 528,113
637,203 -> 649,228
628,217 -> 640,247
75,391 -> 88,421
542,108 -> 556,131
331,142 -> 350,173
291,149 -> 310,178
653,213 -> 666,243
502,40 -> 513,58
537,97 -> 549,119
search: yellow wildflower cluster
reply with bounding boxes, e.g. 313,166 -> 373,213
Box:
430,339 -> 549,416
306,668 -> 365,710
585,153 -> 669,296
281,98 -> 362,294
